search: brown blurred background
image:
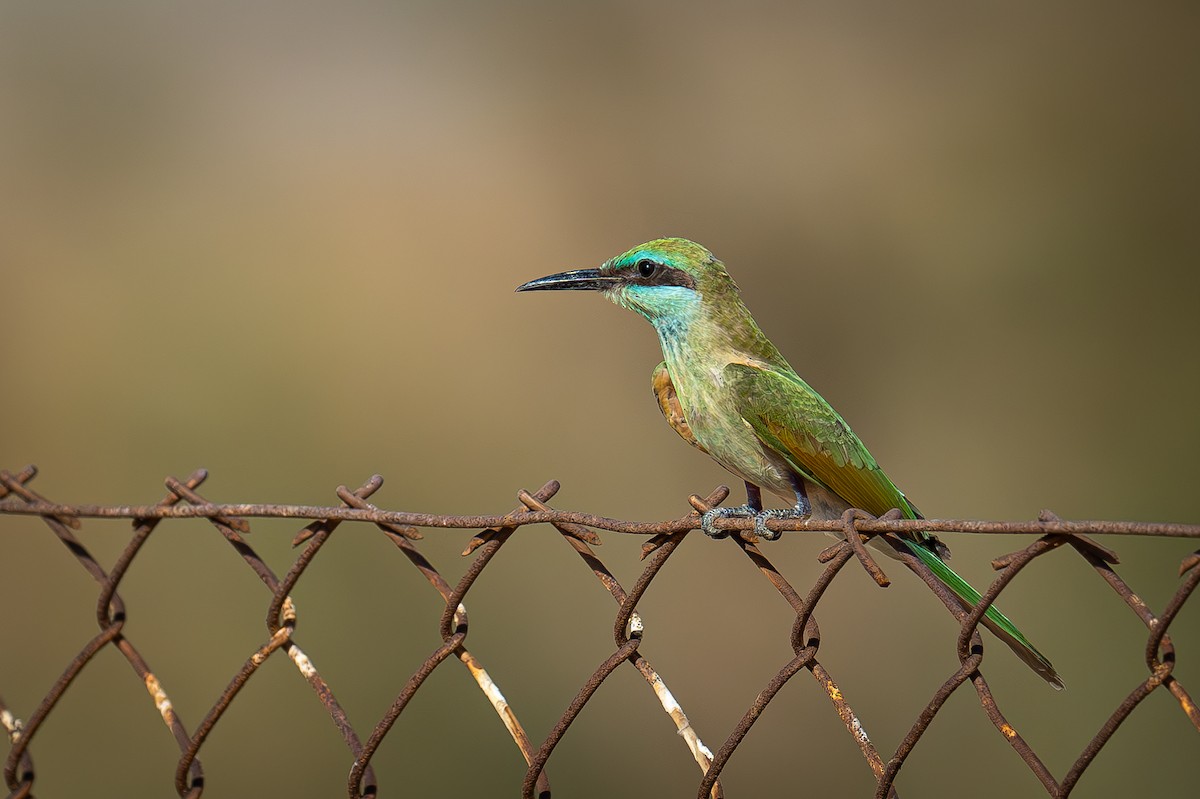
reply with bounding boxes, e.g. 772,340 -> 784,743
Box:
2,1 -> 1198,796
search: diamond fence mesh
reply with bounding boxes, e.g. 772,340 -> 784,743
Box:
1,464 -> 1197,798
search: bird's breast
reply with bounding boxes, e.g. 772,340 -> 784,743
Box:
666,357 -> 794,499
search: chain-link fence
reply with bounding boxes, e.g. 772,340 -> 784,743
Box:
2,464 -> 1197,798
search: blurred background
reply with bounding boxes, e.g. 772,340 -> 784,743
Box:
2,1 -> 1198,796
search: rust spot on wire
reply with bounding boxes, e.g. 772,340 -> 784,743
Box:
1,465 -> 1198,798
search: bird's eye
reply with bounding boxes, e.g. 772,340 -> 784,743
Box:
636,259 -> 657,278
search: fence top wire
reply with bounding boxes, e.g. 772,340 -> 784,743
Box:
1,463 -> 1198,799
4,490 -> 1199,540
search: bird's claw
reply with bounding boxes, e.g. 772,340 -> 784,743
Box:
753,495 -> 813,540
702,503 -> 811,541
752,509 -> 792,541
700,505 -> 756,538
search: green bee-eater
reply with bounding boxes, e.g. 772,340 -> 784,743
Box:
517,237 -> 1062,688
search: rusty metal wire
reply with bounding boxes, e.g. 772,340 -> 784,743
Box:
1,464 -> 1198,798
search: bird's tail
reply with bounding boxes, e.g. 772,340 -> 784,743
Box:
903,539 -> 1064,690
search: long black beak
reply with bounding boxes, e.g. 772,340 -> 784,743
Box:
515,268 -> 620,292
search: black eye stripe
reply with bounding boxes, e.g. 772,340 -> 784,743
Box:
627,262 -> 696,290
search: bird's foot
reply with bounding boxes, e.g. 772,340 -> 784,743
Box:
750,507 -> 810,541
700,505 -> 757,538
701,504 -> 811,540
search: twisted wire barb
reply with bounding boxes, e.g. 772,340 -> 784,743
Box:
2,465 -> 1198,799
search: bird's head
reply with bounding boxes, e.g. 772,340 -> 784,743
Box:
516,238 -> 739,327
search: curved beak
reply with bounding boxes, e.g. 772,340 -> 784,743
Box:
515,268 -> 620,292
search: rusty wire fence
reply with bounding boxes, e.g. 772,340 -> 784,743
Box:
1,464 -> 1198,798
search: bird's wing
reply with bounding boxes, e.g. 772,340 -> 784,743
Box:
725,366 -> 1058,686
652,362 -> 708,454
723,361 -> 917,520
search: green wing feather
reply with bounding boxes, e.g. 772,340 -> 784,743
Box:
724,361 -> 1063,688
723,362 -> 918,520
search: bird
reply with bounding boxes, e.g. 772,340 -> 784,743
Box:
516,237 -> 1062,689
